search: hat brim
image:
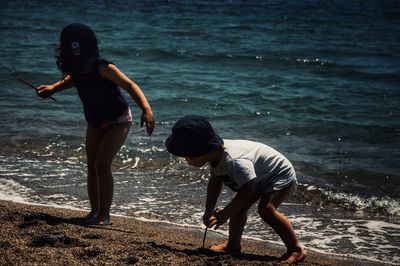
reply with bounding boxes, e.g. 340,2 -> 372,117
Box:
165,134 -> 223,158
165,135 -> 183,157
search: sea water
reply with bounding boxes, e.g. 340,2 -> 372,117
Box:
0,1 -> 399,264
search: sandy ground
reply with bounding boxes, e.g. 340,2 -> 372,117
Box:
0,200 -> 380,265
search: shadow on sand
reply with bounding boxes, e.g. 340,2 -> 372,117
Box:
16,210 -> 279,263
147,242 -> 278,263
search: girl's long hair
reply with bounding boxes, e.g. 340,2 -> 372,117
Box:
55,23 -> 99,76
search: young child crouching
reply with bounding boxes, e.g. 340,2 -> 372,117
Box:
165,115 -> 307,264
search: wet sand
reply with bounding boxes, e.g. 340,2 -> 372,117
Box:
0,200 -> 379,265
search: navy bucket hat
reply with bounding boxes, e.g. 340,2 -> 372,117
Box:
165,115 -> 223,157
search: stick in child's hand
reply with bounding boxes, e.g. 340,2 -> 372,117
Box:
202,227 -> 208,248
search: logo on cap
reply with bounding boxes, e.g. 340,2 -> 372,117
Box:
71,41 -> 80,56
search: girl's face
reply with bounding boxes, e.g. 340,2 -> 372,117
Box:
185,155 -> 208,167
58,23 -> 99,74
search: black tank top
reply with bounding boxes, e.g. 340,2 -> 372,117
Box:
71,58 -> 128,128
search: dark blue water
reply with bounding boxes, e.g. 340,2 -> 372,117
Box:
1,1 -> 399,264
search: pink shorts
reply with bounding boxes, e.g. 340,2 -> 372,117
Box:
101,108 -> 132,128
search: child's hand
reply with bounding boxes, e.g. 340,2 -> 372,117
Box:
202,211 -> 212,227
37,85 -> 54,98
208,209 -> 228,230
141,111 -> 155,136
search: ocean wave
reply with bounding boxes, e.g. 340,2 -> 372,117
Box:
123,48 -> 400,83
107,47 -> 338,67
315,68 -> 400,82
0,179 -> 33,203
297,183 -> 400,218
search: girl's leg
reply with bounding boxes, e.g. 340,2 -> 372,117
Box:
85,125 -> 106,217
95,122 -> 131,222
258,184 -> 306,264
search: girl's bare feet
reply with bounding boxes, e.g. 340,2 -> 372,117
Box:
98,215 -> 110,225
83,211 -> 98,224
282,248 -> 307,264
210,242 -> 241,254
85,211 -> 98,219
85,213 -> 111,225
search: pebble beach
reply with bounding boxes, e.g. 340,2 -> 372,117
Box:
0,200 -> 384,265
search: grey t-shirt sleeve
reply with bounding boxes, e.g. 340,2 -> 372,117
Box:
229,158 -> 257,189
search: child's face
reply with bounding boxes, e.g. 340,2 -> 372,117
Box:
185,155 -> 208,167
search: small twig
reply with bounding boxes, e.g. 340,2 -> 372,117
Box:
202,227 -> 208,248
17,78 -> 57,102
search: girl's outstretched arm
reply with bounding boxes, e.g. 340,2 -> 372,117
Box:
38,75 -> 74,98
99,63 -> 155,136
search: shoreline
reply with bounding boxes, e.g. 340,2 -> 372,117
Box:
0,200 -> 383,265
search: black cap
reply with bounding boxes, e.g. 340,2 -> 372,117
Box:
165,115 -> 223,157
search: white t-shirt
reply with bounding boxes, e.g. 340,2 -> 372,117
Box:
210,139 -> 296,192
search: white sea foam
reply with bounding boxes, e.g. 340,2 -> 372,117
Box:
0,178 -> 33,203
138,197 -> 157,202
42,194 -> 78,200
254,217 -> 397,264
287,216 -> 400,265
132,156 -> 140,168
323,189 -> 400,216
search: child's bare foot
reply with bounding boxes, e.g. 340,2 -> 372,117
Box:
283,248 -> 307,264
210,242 -> 241,254
210,242 -> 228,252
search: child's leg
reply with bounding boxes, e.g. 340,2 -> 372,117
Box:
211,195 -> 259,253
85,125 -> 106,217
258,184 -> 306,264
210,209 -> 247,253
95,122 -> 130,222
